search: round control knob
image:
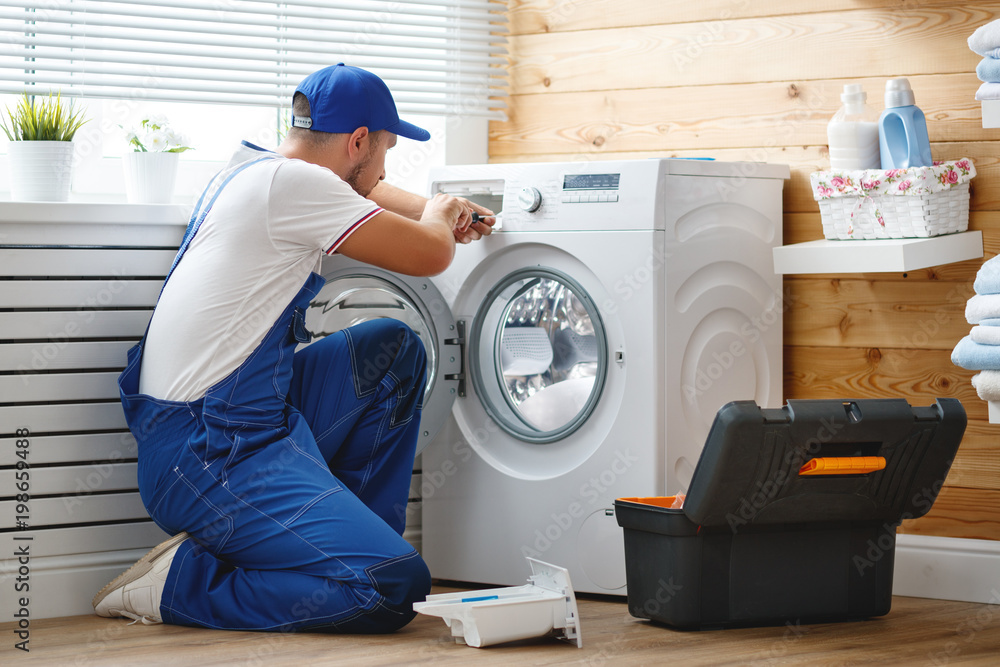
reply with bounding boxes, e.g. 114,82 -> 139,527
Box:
517,187 -> 542,213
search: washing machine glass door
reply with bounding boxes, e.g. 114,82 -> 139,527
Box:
301,263 -> 460,452
470,268 -> 607,444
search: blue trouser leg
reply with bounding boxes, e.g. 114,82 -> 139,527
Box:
132,312 -> 431,632
288,318 -> 427,535
155,444 -> 429,632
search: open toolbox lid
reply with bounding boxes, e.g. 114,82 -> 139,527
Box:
681,398 -> 967,528
413,558 -> 582,648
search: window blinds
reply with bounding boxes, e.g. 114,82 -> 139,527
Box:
0,0 -> 508,118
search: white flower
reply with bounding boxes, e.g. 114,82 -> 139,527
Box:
145,113 -> 169,128
123,115 -> 192,153
146,130 -> 168,151
165,128 -> 185,149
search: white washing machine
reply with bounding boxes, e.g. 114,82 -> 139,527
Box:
305,158 -> 789,595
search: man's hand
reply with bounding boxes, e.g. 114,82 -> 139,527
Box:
450,197 -> 496,244
421,192 -> 470,233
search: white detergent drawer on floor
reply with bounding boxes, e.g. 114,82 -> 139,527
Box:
416,586 -> 570,647
413,558 -> 583,648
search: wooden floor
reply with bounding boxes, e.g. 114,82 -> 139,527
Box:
2,591 -> 1000,666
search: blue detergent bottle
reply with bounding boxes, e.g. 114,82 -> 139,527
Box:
878,78 -> 933,169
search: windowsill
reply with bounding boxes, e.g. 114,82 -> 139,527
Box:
0,200 -> 189,225
0,200 -> 188,247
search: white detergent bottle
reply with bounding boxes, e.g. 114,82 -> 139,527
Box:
878,78 -> 933,169
827,84 -> 881,170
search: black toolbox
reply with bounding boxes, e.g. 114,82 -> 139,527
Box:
615,398 -> 966,629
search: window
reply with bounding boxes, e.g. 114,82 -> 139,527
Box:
0,1 -> 507,201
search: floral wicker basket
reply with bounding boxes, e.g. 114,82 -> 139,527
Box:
810,159 -> 974,240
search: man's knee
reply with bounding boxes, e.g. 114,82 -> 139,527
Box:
353,320 -> 425,385
375,319 -> 425,371
378,550 -> 432,605
368,551 -> 432,632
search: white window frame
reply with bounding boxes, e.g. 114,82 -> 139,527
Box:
0,1 -> 504,202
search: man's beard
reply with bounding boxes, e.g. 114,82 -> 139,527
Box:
344,146 -> 378,197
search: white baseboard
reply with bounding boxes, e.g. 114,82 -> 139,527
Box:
1,549 -> 151,620
894,534 -> 1000,604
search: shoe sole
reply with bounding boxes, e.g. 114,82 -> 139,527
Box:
92,532 -> 190,611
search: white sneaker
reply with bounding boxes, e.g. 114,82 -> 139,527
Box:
92,532 -> 190,624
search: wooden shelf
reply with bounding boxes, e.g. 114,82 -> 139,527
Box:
772,231 -> 983,274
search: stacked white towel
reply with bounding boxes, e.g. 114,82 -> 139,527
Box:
953,254 -> 1000,400
970,19 -> 1000,100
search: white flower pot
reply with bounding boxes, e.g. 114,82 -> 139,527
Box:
123,151 -> 180,204
8,141 -> 76,202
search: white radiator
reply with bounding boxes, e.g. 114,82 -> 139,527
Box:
0,203 -> 184,620
0,202 -> 424,621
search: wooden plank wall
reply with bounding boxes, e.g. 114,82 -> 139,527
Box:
491,1 -> 1000,541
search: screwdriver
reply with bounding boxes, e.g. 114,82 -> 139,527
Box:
470,211 -> 497,223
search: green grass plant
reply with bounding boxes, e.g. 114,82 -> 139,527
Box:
0,91 -> 88,142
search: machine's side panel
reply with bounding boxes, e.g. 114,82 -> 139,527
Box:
662,174 -> 786,494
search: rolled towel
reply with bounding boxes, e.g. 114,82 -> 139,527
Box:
981,318 -> 1000,326
972,371 -> 1000,401
974,255 -> 1000,294
971,325 -> 1000,345
952,335 -> 1000,370
969,19 -> 1000,56
978,57 -> 1000,82
975,82 -> 1000,100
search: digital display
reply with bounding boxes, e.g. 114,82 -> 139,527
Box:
563,173 -> 620,191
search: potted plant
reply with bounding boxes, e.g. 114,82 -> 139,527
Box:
122,115 -> 192,204
1,91 -> 88,202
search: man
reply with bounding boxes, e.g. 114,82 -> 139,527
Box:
92,64 -> 494,633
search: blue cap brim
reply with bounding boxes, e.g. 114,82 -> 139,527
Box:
386,118 -> 431,142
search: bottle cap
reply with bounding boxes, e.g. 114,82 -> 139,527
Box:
884,78 -> 916,108
841,83 -> 867,105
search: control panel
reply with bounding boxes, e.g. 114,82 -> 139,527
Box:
560,173 -> 621,204
430,160 -> 665,232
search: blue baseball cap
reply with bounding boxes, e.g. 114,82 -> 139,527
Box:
292,63 -> 430,142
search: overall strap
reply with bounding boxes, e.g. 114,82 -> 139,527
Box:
161,154 -> 277,293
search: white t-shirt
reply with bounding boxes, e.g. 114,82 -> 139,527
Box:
139,142 -> 382,401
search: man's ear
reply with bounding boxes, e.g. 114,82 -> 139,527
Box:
347,126 -> 370,160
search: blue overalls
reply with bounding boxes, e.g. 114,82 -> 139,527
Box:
118,149 -> 431,632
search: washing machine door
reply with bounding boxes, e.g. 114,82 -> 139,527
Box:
301,257 -> 460,453
469,267 -> 608,444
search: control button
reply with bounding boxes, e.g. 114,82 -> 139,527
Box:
598,194 -> 609,202
517,186 -> 543,212
561,196 -> 571,204
570,195 -> 581,203
609,194 -> 619,202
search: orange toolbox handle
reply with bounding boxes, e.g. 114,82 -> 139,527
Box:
799,456 -> 886,476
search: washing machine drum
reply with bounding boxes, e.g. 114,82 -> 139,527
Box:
470,268 -> 608,444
